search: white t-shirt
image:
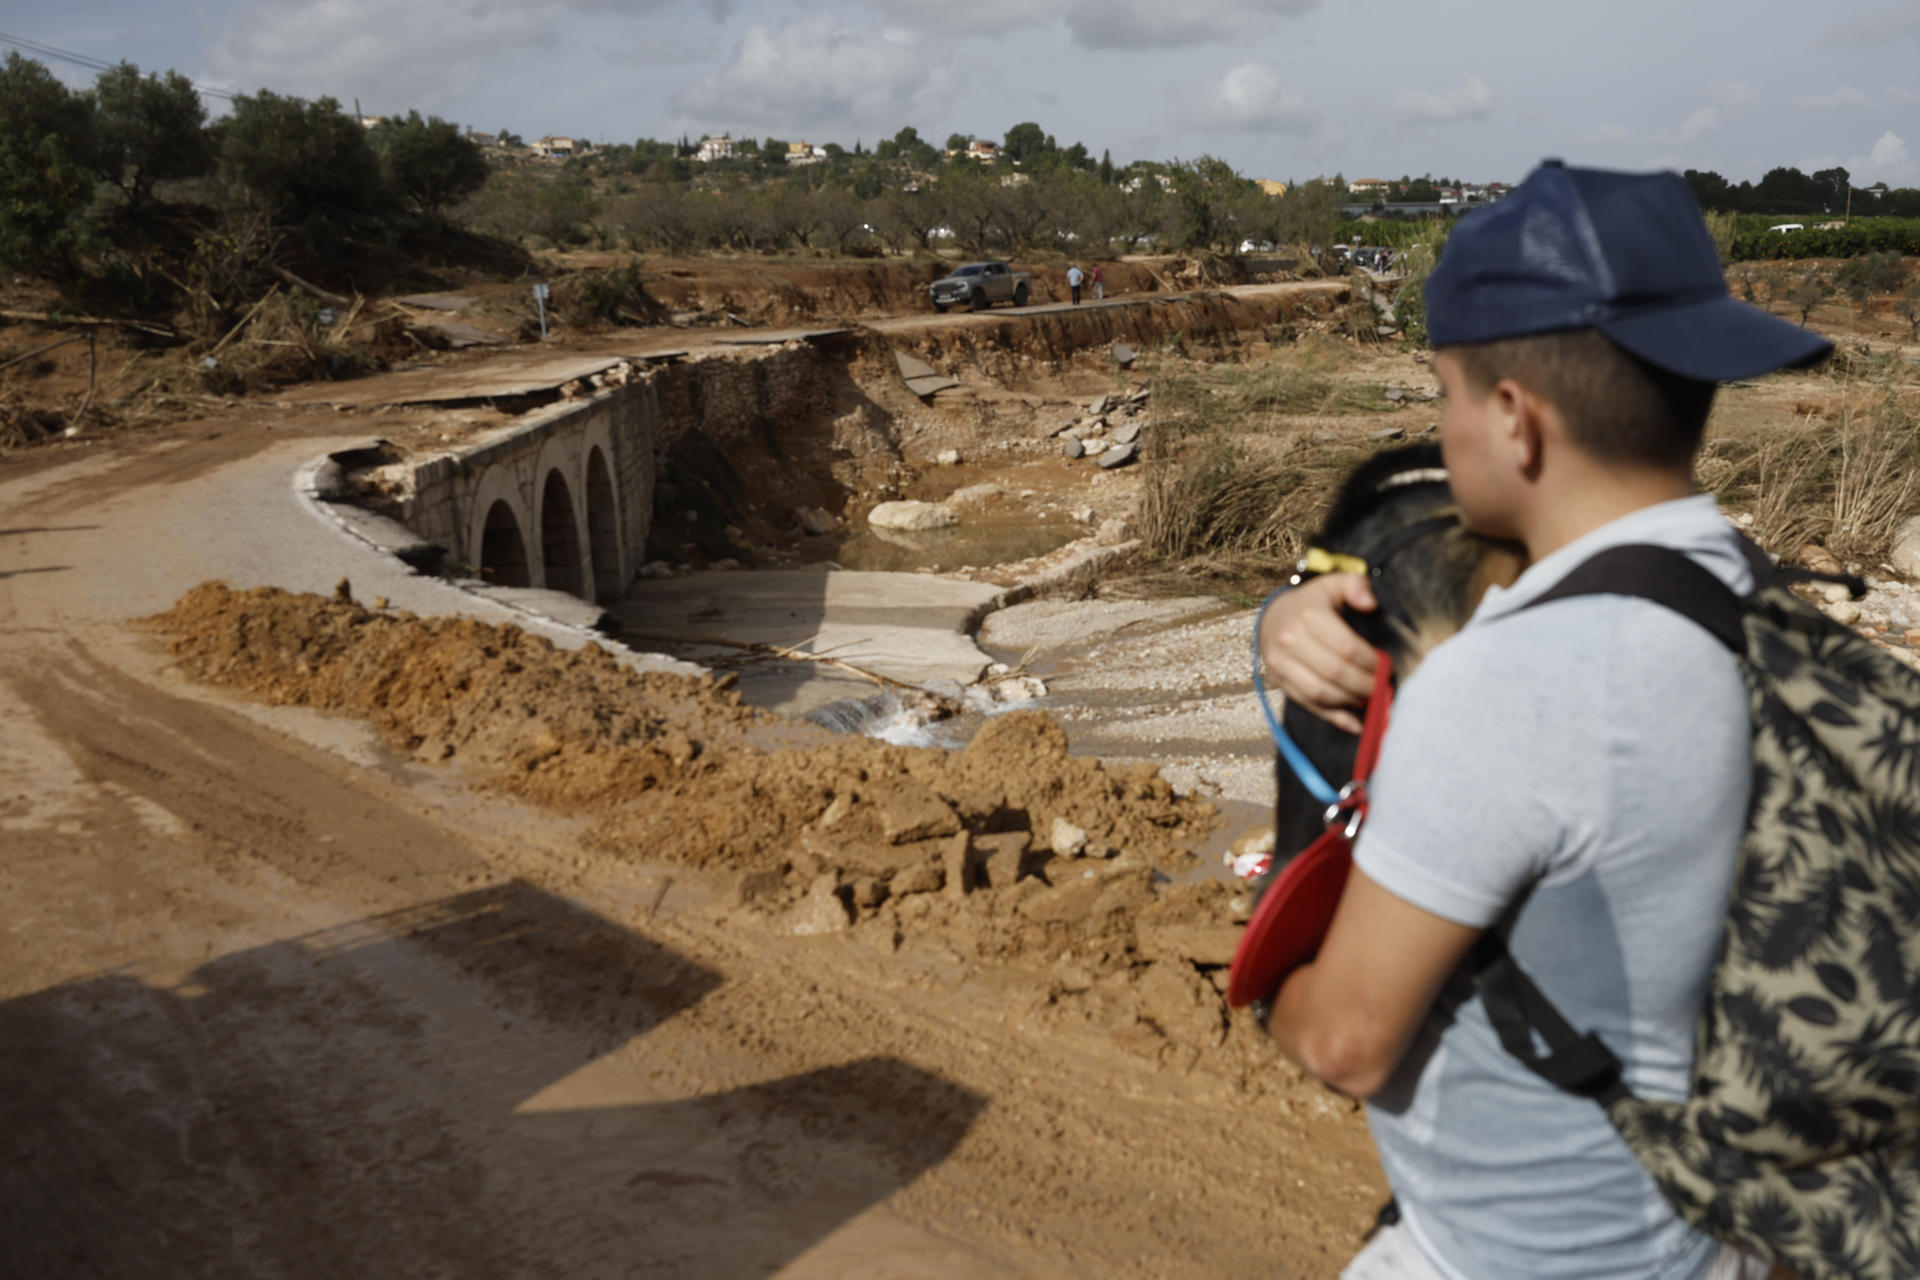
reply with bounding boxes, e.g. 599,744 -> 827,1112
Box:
1067,267 -> 1084,286
1355,495 -> 1754,1280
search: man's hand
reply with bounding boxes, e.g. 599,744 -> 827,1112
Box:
1259,573 -> 1380,735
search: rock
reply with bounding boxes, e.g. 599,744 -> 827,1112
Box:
793,506 -> 841,536
1111,421 -> 1141,445
1049,816 -> 1088,858
713,558 -> 742,571
869,776 -> 962,844
1062,437 -> 1085,460
1384,386 -> 1407,402
948,483 -> 1002,506
1095,516 -> 1132,544
848,876 -> 888,911
1128,387 -> 1150,404
890,856 -> 945,897
1799,544 -> 1844,576
975,832 -> 1031,888
1137,960 -> 1225,1050
1112,342 -> 1137,368
1369,427 -> 1406,441
1135,923 -> 1244,968
733,868 -> 788,909
1376,324 -> 1400,337
1089,393 -> 1111,416
1906,629 -> 1920,646
1826,602 -> 1862,626
936,448 -> 962,466
994,676 -> 1047,703
1097,443 -> 1138,470
1018,870 -> 1105,923
1891,516 -> 1920,578
1820,581 -> 1853,605
1070,506 -> 1095,523
788,874 -> 852,936
868,501 -> 958,531
638,560 -> 676,579
941,832 -> 979,897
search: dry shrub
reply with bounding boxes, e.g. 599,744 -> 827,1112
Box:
197,292 -> 389,396
0,393 -> 69,449
1700,386 -> 1920,564
1136,430 -> 1371,580
1155,348 -> 1392,434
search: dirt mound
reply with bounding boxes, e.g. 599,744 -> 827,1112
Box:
147,583 -> 1279,1070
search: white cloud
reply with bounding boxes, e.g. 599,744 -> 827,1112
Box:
1587,122 -> 1628,143
673,19 -> 951,134
1670,107 -> 1719,142
1065,0 -> 1318,49
862,0 -> 1068,36
1795,87 -> 1873,110
1185,64 -> 1317,132
1799,132 -> 1917,186
1889,86 -> 1918,105
1709,79 -> 1756,107
1390,74 -> 1493,126
1824,12 -> 1920,47
204,0 -> 692,115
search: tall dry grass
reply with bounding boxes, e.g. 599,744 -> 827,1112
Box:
1700,384 -> 1920,565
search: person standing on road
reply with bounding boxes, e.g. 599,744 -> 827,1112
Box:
1066,263 -> 1084,304
1091,263 -> 1105,301
1254,161 -> 1831,1280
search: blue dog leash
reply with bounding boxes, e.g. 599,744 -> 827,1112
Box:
1252,583 -> 1341,809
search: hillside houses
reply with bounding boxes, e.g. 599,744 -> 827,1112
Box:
696,133 -> 735,162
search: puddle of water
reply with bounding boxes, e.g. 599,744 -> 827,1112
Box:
826,522 -> 1078,573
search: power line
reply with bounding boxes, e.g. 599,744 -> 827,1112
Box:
0,30 -> 237,101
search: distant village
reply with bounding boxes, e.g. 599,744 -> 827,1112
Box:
372,116 -> 1514,209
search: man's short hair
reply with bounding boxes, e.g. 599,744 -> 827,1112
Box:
1445,328 -> 1717,469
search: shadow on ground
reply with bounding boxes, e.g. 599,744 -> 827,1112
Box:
0,880 -> 983,1278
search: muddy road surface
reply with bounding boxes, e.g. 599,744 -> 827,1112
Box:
0,425 -> 1383,1276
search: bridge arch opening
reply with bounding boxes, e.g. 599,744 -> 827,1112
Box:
585,447 -> 623,601
540,470 -> 584,598
480,500 -> 531,587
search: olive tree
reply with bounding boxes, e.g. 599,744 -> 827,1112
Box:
369,110 -> 490,218
218,91 -> 384,229
0,53 -> 98,275
89,61 -> 212,216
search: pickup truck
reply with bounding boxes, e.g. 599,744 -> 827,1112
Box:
930,262 -> 1031,312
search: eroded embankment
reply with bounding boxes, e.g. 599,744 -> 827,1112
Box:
148,583 -> 1314,1080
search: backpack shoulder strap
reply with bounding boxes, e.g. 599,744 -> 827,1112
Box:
1523,543 -> 1749,655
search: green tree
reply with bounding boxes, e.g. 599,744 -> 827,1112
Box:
218,90 -> 384,228
369,110 -> 490,217
1165,155 -> 1248,251
1896,283 -> 1920,341
1098,149 -> 1114,185
0,53 -> 98,276
945,132 -> 969,153
88,62 -> 212,215
1002,121 -> 1051,166
1785,265 -> 1833,324
1836,251 -> 1905,303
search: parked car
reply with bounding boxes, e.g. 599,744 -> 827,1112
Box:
929,262 -> 1031,312
1767,223 -> 1806,234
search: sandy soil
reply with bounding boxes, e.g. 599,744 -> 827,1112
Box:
0,422 -> 1385,1280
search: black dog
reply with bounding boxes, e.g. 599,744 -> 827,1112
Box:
1271,443 -> 1525,860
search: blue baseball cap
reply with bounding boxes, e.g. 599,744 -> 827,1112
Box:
1426,161 -> 1833,381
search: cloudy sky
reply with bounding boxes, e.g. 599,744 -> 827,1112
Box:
12,0 -> 1920,186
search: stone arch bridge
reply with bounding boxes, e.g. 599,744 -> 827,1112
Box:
402,385 -> 655,604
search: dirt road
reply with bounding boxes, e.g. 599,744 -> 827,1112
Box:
0,385 -> 1381,1278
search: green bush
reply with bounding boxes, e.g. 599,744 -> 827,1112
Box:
1730,219 -> 1920,261
0,53 -> 98,276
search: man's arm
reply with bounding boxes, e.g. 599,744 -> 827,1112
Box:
1265,869 -> 1482,1099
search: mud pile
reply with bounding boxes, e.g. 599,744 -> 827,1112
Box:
150,584 -> 1271,1072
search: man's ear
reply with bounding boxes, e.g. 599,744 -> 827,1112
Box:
1490,377 -> 1543,477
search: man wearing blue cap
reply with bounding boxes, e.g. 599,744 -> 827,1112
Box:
1255,162 -> 1830,1279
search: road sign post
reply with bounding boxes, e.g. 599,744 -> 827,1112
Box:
533,282 -> 551,340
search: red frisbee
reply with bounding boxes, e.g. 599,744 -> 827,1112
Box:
1225,826 -> 1353,1008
